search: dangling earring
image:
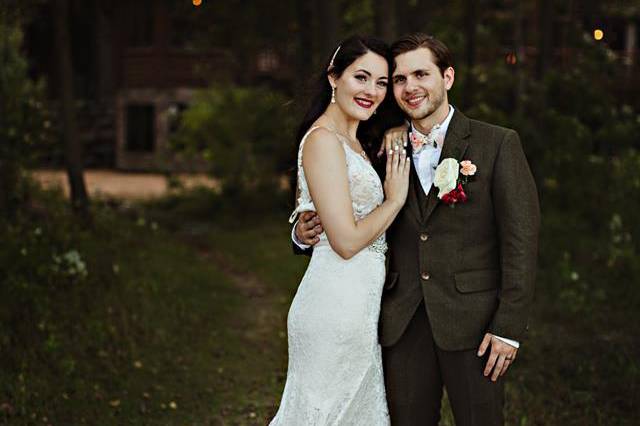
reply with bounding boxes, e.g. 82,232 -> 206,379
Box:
331,86 -> 336,104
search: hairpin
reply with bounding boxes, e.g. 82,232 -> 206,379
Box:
329,45 -> 341,69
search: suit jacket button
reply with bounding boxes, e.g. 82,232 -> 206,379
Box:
421,272 -> 430,281
420,233 -> 429,241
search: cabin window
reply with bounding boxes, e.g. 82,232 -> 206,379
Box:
126,104 -> 155,152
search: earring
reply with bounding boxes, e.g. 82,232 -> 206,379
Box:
331,86 -> 336,103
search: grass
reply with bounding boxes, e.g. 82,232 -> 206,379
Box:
1,188 -> 638,425
0,189 -> 305,425
143,190 -> 640,425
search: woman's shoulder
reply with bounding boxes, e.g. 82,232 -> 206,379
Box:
301,126 -> 347,168
302,125 -> 342,153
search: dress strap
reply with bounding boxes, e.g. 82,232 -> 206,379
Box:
298,126 -> 330,155
290,126 -> 327,224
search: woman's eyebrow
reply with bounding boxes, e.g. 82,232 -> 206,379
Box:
354,69 -> 372,76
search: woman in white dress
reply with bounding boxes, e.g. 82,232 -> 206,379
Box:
270,36 -> 410,425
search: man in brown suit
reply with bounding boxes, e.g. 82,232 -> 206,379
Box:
294,33 -> 540,425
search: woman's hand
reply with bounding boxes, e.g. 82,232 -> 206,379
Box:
378,123 -> 410,158
384,147 -> 410,208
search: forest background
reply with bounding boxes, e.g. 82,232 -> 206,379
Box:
1,0 -> 639,424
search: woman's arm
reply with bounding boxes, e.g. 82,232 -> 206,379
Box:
302,128 -> 409,260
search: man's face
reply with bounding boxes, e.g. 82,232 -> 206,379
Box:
392,47 -> 454,121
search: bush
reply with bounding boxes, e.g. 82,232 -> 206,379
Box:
0,11 -> 54,218
460,32 -> 640,315
171,86 -> 295,200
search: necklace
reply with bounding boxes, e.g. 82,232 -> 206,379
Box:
332,130 -> 370,162
319,115 -> 370,162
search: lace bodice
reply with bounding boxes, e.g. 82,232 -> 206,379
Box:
288,126 -> 387,255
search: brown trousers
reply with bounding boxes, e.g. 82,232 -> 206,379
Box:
382,303 -> 504,426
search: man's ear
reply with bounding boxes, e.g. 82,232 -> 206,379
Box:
444,67 -> 455,91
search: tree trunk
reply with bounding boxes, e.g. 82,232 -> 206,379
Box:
296,0 -> 314,80
375,0 -> 396,41
411,0 -> 433,33
0,159 -> 19,220
625,21 -> 637,84
54,0 -> 90,215
536,0 -> 553,80
462,0 -> 477,110
514,0 -> 526,117
94,0 -> 114,101
317,0 -> 339,60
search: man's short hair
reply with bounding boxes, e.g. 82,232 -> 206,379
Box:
390,33 -> 453,76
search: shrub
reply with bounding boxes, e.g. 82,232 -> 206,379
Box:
170,86 -> 295,200
0,11 -> 54,218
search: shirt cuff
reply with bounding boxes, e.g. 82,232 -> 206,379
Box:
494,335 -> 520,349
291,221 -> 311,250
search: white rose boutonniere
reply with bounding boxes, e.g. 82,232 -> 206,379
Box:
433,158 -> 459,198
434,158 -> 477,206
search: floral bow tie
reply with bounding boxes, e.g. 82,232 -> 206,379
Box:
410,123 -> 444,155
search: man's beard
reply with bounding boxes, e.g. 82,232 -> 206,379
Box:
402,89 -> 444,121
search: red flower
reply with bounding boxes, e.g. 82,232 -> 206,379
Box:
441,183 -> 467,205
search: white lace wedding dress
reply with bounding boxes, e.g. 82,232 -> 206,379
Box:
271,127 -> 390,425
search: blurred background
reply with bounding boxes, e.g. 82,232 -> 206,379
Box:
1,0 -> 639,424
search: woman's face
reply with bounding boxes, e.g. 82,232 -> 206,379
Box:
330,51 -> 389,121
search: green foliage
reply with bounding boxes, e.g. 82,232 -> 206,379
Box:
462,26 -> 640,317
171,86 -> 295,200
0,187 -> 248,423
0,12 -> 53,217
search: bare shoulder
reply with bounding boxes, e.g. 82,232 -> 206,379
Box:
301,127 -> 345,163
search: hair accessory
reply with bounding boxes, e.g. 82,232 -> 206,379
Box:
328,45 -> 341,69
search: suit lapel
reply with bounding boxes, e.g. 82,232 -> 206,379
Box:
404,128 -> 425,228
422,110 -> 471,222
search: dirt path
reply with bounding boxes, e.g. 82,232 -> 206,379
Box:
30,169 -> 219,200
178,232 -> 282,424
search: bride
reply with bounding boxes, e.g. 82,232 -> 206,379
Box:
270,35 -> 410,425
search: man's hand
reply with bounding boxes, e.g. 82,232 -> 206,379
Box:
377,123 -> 410,158
478,333 -> 518,382
295,211 -> 323,246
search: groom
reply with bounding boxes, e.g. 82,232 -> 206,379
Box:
294,33 -> 539,425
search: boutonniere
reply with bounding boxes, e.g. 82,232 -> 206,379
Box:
433,159 -> 477,206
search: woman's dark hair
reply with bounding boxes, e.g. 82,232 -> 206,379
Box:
294,35 -> 405,162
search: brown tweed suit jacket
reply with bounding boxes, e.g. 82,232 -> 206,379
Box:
379,110 -> 540,351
